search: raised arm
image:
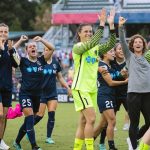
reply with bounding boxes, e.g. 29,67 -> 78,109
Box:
33,36 -> 55,51
8,40 -> 20,67
13,35 -> 28,49
73,8 -> 107,55
144,49 -> 150,64
97,8 -> 116,55
119,17 -> 131,59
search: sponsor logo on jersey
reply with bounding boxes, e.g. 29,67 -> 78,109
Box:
85,56 -> 96,64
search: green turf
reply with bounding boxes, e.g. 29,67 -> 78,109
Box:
4,103 -> 143,150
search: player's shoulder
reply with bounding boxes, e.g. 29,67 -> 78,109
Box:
99,61 -> 108,70
99,61 -> 106,66
73,42 -> 83,51
52,57 -> 59,64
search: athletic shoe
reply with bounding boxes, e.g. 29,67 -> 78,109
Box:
127,137 -> 133,150
123,123 -> 129,131
0,139 -> 10,150
13,141 -> 23,150
25,133 -> 29,141
45,137 -> 55,144
99,144 -> 106,150
114,126 -> 117,131
109,148 -> 118,150
32,145 -> 42,150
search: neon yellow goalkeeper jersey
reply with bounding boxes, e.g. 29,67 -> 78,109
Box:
72,30 -> 116,92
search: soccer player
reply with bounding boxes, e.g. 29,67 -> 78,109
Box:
13,35 -> 53,150
72,8 -> 116,150
97,43 -> 129,150
95,48 -> 128,150
112,43 -> 129,131
119,16 -> 150,150
31,36 -> 72,144
0,23 -> 20,150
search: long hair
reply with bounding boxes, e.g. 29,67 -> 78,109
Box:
128,34 -> 147,54
75,24 -> 93,42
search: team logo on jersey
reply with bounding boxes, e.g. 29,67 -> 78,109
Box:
53,64 -> 56,69
37,60 -> 41,66
85,56 -> 96,64
53,70 -> 56,74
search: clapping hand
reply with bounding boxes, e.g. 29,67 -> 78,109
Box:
7,40 -> 13,50
0,37 -> 4,50
107,8 -> 116,26
98,8 -> 107,26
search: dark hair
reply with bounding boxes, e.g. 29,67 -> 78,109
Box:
0,23 -> 8,28
75,24 -> 93,42
128,34 -> 147,54
100,54 -> 104,60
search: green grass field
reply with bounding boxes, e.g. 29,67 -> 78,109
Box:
4,103 -> 143,150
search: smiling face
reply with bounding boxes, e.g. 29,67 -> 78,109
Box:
115,43 -> 124,59
132,38 -> 144,54
26,42 -> 38,59
107,48 -> 115,61
104,48 -> 115,61
129,34 -> 147,55
78,25 -> 93,42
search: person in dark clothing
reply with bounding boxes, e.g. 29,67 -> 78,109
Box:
0,23 -> 20,150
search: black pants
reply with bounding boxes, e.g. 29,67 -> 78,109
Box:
127,92 -> 150,149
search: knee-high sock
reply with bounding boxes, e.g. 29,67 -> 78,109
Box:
139,141 -> 150,150
100,127 -> 106,144
26,115 -> 36,146
34,115 -> 43,126
16,119 -> 26,144
73,138 -> 84,150
85,138 -> 94,150
47,111 -> 55,138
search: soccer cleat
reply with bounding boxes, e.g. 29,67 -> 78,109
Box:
13,141 -> 23,150
32,145 -> 42,150
0,139 -> 10,150
25,133 -> 29,141
99,144 -> 106,150
127,137 -> 133,150
45,137 -> 55,144
123,123 -> 129,131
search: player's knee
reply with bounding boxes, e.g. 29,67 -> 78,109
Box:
81,117 -> 86,126
36,111 -> 44,117
108,117 -> 116,127
0,113 -> 5,120
0,113 -> 3,119
86,115 -> 96,125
